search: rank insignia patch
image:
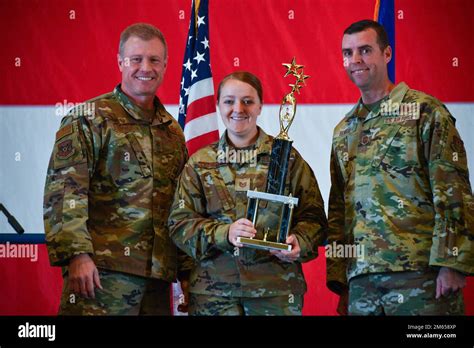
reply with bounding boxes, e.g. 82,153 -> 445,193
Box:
236,177 -> 251,191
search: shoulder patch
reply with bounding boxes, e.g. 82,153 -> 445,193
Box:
56,139 -> 75,159
52,121 -> 85,170
55,124 -> 73,141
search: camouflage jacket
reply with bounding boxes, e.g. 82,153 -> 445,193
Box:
327,82 -> 474,294
168,128 -> 328,297
44,85 -> 191,282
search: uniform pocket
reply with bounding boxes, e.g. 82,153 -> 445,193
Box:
44,174 -> 66,234
154,126 -> 187,184
334,137 -> 349,183
107,134 -> 150,187
333,134 -> 357,186
371,124 -> 403,168
125,133 -> 152,177
196,165 -> 235,215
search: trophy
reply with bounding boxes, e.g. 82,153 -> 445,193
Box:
237,58 -> 310,251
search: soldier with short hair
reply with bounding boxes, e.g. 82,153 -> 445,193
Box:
327,19 -> 474,315
168,71 -> 327,316
44,23 -> 191,315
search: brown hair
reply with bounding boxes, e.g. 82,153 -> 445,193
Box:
119,23 -> 168,57
344,19 -> 390,50
217,71 -> 263,103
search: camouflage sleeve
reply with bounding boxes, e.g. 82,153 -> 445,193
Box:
177,248 -> 194,281
43,114 -> 99,267
422,103 -> 474,275
172,145 -> 196,279
289,152 -> 328,263
168,162 -> 233,262
326,145 -> 349,294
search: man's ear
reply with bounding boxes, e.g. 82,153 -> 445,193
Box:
117,53 -> 123,72
384,45 -> 392,64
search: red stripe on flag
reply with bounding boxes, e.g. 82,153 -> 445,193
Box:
186,130 -> 219,156
185,95 -> 217,125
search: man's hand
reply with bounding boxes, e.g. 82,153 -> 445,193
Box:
436,267 -> 466,299
228,218 -> 256,247
337,288 -> 349,316
177,279 -> 190,313
68,254 -> 102,299
269,234 -> 301,262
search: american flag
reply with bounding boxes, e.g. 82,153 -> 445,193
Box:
178,0 -> 219,156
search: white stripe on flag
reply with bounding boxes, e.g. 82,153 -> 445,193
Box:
188,77 -> 215,106
183,112 -> 218,141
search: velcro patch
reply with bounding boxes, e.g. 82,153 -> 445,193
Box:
56,139 -> 75,159
55,124 -> 73,141
451,135 -> 465,154
235,177 -> 251,191
384,113 -> 420,124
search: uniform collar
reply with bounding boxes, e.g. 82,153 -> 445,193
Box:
113,84 -> 171,125
218,127 -> 273,155
345,82 -> 410,122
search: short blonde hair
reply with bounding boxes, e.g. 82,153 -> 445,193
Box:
119,23 -> 167,57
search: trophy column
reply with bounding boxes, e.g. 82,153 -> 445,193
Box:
240,57 -> 309,252
245,138 -> 293,245
266,138 -> 293,196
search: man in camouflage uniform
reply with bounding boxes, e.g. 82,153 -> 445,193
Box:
169,127 -> 327,315
326,20 -> 474,315
43,23 -> 191,315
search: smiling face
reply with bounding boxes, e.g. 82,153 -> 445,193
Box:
218,79 -> 262,147
342,28 -> 391,92
117,36 -> 167,108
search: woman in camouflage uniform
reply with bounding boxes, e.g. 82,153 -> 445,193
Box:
168,71 -> 327,315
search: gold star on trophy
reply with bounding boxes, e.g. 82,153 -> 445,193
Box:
277,57 -> 310,140
282,57 -> 304,77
